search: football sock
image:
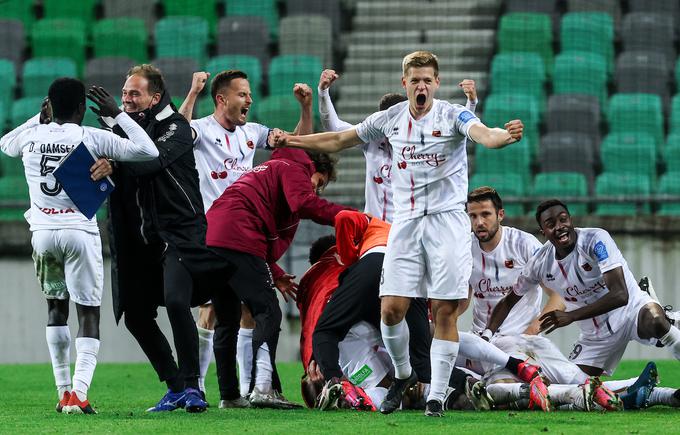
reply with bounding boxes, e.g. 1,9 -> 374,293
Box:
458,332 -> 510,367
649,387 -> 679,407
602,377 -> 637,393
72,337 -> 100,400
380,319 -> 412,380
196,326 -> 214,393
486,383 -> 522,405
254,343 -> 273,392
237,328 -> 254,396
427,338 -> 459,404
46,326 -> 71,399
660,326 -> 680,359
548,384 -> 585,409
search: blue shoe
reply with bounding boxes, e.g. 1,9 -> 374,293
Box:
620,361 -> 659,410
184,388 -> 208,413
146,389 -> 187,412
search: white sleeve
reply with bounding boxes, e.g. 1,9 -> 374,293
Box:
451,105 -> 481,140
253,123 -> 271,149
87,112 -> 159,161
0,113 -> 40,157
190,119 -> 201,146
318,87 -> 354,132
521,234 -> 543,263
356,110 -> 388,143
514,254 -> 542,296
588,229 -> 624,273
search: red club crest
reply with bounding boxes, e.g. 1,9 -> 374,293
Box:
504,259 -> 514,268
582,263 -> 592,271
246,140 -> 254,149
397,161 -> 407,169
432,130 -> 441,137
373,176 -> 383,184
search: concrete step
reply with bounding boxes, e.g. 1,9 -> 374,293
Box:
343,56 -> 490,74
352,15 -> 498,32
354,0 -> 501,18
347,41 -> 494,60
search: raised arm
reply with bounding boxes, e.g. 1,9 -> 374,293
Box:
292,83 -> 314,135
460,79 -> 478,113
271,127 -> 363,153
179,72 -> 210,123
468,119 -> 524,149
318,69 -> 353,132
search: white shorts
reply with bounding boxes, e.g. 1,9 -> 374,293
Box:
379,210 -> 471,300
31,229 -> 104,307
568,292 -> 658,376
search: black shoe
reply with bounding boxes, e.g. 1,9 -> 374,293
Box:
379,371 -> 418,414
425,399 -> 443,417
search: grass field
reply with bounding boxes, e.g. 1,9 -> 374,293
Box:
1,360 -> 679,434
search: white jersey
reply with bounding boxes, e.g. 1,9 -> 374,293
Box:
469,226 -> 543,336
190,115 -> 269,211
515,228 -> 647,340
356,99 -> 480,221
338,321 -> 392,390
0,113 -> 158,232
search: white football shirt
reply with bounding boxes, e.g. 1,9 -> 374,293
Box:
356,99 -> 480,221
515,228 -> 646,340
338,321 -> 391,390
190,115 -> 269,211
0,113 -> 158,232
469,226 -> 543,336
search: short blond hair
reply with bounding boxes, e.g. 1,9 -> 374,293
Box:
402,51 -> 439,77
127,64 -> 165,95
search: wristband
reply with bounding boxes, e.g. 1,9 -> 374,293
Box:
481,329 -> 493,341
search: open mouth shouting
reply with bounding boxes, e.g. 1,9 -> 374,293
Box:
415,93 -> 427,108
554,228 -> 571,247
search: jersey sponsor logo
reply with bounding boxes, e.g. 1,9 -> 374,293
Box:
475,278 -> 514,297
400,145 -> 446,167
251,164 -> 269,173
581,263 -> 592,271
349,364 -> 374,385
504,259 -> 514,268
38,206 -> 76,215
458,110 -> 476,124
397,161 -> 407,170
432,130 -> 441,137
158,123 -> 177,142
565,280 -> 606,298
593,241 -> 609,261
211,170 -> 227,179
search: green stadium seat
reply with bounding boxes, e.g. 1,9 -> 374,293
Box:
657,172 -> 680,215
532,172 -> 589,215
155,17 -> 209,64
11,97 -> 43,128
92,18 -> 148,64
268,55 -> 323,97
0,175 -> 28,221
205,55 -> 263,102
553,51 -> 608,106
162,0 -> 218,36
0,59 -> 16,119
43,0 -> 97,28
468,172 -> 526,217
663,136 -> 680,173
600,133 -> 657,186
225,0 -> 279,40
560,12 -> 614,77
256,95 -> 304,130
0,0 -> 34,30
31,19 -> 86,75
23,58 -> 77,98
474,141 -> 533,187
595,172 -> 651,216
498,13 -> 553,76
490,53 -> 546,111
607,93 -> 664,150
669,95 -> 680,134
482,93 -> 540,156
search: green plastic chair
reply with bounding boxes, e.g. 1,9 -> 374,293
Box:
256,95 -> 303,130
0,175 -> 29,221
0,0 -> 34,30
532,172 -> 589,215
0,60 -> 16,118
498,13 -> 553,76
468,172 -> 527,217
93,18 -> 148,64
669,94 -> 680,134
490,52 -> 546,111
43,0 -> 97,29
482,93 -> 540,156
155,16 -> 209,64
595,172 -> 651,216
607,93 -> 664,150
474,140 -> 533,187
11,97 -> 44,128
225,0 -> 279,40
205,55 -> 263,102
23,58 -> 77,98
553,51 -> 608,106
163,0 -> 218,36
268,55 -> 322,97
32,19 -> 86,75
560,12 -> 614,77
657,172 -> 680,216
600,133 -> 657,187
663,137 -> 680,173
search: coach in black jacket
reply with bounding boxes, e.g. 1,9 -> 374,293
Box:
104,64 -> 219,412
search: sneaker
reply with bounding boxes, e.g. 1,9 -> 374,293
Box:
199,390 -> 210,408
249,387 -> 302,409
516,360 -> 542,384
62,392 -> 97,414
316,378 -> 344,411
664,307 -> 680,327
424,399 -> 444,417
528,376 -> 553,412
218,396 -> 251,409
341,380 -> 376,411
146,389 -> 187,412
638,276 -> 660,302
185,388 -> 208,413
620,361 -> 659,410
379,371 -> 418,415
56,391 -> 71,413
585,377 -> 623,411
465,380 -> 494,411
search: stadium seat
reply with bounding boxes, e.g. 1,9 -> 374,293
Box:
162,0 -> 218,36
560,12 -> 614,77
255,95 -> 301,131
225,0 -> 279,40
539,133 -> 597,188
482,94 -> 540,155
629,0 -> 679,27
92,19 -> 148,64
601,133 -> 657,186
10,97 -> 43,128
545,94 -> 600,140
474,141 -> 532,187
0,175 -> 29,221
22,58 -> 78,98
85,57 -> 136,94
268,55 -> 323,97
216,17 -> 270,70
205,55 -> 262,102
468,173 -> 526,217
0,19 -> 25,72
532,172 -> 589,215
43,0 -> 97,28
498,13 -> 553,75
490,53 -> 546,111
616,51 -> 671,111
607,94 -> 664,151
285,0 -> 341,35
279,15 -> 333,67
657,172 -> 680,216
566,0 -> 621,31
663,137 -> 680,173
0,0 -> 34,29
671,95 -> 680,134
553,51 -> 608,106
595,172 -> 651,216
155,17 -> 209,65
0,60 -> 16,118
621,13 -> 675,65
32,19 -> 87,75
151,58 -> 200,99
102,0 -> 156,33
505,0 -> 558,14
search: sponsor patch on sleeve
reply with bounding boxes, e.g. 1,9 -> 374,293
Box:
593,241 -> 609,262
457,110 -> 476,124
349,364 -> 373,385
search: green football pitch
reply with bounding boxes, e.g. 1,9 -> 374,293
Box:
1,361 -> 679,434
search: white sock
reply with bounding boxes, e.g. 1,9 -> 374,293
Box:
72,337 -> 100,401
197,326 -> 214,393
660,326 -> 680,359
602,377 -> 637,393
486,383 -> 522,405
426,338 -> 459,404
380,319 -> 412,379
649,387 -> 679,407
46,326 -> 71,400
237,328 -> 254,396
254,343 -> 273,392
458,332 -> 509,367
548,384 -> 586,410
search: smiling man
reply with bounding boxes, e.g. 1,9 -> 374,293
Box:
270,50 -> 524,417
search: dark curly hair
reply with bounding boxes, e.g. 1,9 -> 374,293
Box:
308,234 -> 336,264
535,199 -> 570,227
308,152 -> 338,182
